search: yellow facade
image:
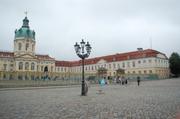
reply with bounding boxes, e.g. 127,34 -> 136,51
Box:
0,16 -> 170,80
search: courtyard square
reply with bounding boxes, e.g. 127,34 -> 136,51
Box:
0,78 -> 180,119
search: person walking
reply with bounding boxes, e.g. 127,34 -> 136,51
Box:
125,78 -> 128,85
137,76 -> 140,86
98,77 -> 105,94
119,77 -> 122,85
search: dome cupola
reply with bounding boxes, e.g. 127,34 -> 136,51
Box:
15,16 -> 35,40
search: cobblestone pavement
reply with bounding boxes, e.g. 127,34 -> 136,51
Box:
0,79 -> 180,119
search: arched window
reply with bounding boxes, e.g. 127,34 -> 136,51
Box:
31,62 -> 35,70
18,43 -> 22,51
26,43 -> 29,51
44,66 -> 48,72
19,62 -> 23,70
25,62 -> 29,70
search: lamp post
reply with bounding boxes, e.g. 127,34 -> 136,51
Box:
74,39 -> 92,96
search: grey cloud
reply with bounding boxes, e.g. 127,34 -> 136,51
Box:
0,0 -> 180,60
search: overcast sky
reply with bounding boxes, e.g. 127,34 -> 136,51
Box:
0,0 -> 180,60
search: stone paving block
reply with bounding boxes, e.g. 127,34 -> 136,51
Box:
0,79 -> 180,119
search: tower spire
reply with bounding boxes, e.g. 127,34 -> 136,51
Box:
22,11 -> 29,28
24,11 -> 28,17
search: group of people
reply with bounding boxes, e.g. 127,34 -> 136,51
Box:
114,76 -> 128,85
98,76 -> 141,86
98,77 -> 109,85
97,76 -> 141,94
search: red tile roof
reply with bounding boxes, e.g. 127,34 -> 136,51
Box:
0,49 -> 168,67
55,49 -> 167,67
35,54 -> 55,60
0,51 -> 14,58
55,61 -> 72,67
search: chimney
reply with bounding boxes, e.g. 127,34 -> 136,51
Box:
137,48 -> 143,51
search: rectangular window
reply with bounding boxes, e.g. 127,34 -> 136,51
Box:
109,64 -> 111,69
132,61 -> 135,67
118,64 -> 120,68
113,63 -> 116,69
122,62 -> 125,68
31,63 -> 35,70
127,62 -> 130,68
3,64 -> 7,70
149,59 -> 152,63
26,43 -> 29,51
3,74 -> 6,79
143,60 -> 146,63
41,66 -> 43,71
155,59 -> 157,63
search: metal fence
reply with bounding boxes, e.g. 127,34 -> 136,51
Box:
0,71 -> 159,88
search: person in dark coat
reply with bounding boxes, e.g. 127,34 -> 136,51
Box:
137,76 -> 140,86
125,78 -> 128,85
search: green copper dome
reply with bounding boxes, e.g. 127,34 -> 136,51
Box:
15,17 -> 35,40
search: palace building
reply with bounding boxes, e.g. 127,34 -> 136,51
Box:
0,16 -> 169,80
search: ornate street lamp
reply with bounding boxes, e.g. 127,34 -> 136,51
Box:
74,39 -> 92,96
